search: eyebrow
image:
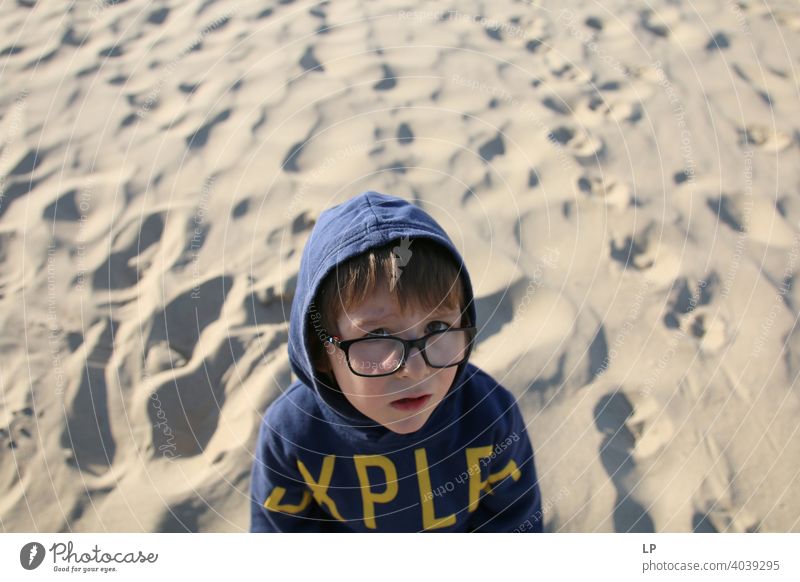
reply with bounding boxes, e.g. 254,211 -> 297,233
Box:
353,308 -> 460,329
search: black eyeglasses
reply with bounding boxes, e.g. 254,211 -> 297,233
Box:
324,326 -> 477,377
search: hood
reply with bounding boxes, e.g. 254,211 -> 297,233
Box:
287,191 -> 478,441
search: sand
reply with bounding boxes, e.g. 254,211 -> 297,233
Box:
0,0 -> 798,532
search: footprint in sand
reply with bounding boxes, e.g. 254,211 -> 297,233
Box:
299,45 -> 324,72
577,175 -> 632,210
265,210 -> 316,247
549,126 -> 604,161
594,389 -> 664,532
552,63 -> 591,83
693,439 -> 761,532
705,32 -> 730,52
373,63 -> 397,91
610,222 -> 682,286
544,52 -> 592,84
741,125 -> 793,153
146,6 -> 170,25
663,274 -> 731,354
255,275 -> 296,307
693,504 -> 760,532
625,392 -> 675,460
186,108 -> 232,151
669,272 -> 716,314
1,406 -> 38,451
573,94 -> 642,126
597,389 -> 674,460
683,309 -> 730,353
640,6 -> 682,38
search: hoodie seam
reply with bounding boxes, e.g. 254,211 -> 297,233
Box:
327,223 -> 446,260
364,194 -> 380,238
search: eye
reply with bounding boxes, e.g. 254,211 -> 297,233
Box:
366,328 -> 391,337
427,320 -> 452,332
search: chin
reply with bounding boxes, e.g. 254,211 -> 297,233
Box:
384,413 -> 430,435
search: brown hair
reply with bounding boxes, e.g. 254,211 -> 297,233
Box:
307,237 -> 469,375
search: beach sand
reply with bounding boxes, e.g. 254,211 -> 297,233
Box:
1,0 -> 799,532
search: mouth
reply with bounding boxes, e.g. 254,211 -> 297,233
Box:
389,394 -> 432,412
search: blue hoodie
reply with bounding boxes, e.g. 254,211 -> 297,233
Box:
250,191 -> 543,532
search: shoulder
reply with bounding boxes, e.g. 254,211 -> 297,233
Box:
461,363 -> 520,412
457,363 -> 525,432
257,381 -> 321,450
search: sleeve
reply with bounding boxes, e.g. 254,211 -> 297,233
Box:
250,414 -> 324,532
467,399 -> 544,533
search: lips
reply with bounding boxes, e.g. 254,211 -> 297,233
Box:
390,394 -> 432,412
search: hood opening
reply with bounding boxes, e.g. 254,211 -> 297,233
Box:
287,191 -> 478,438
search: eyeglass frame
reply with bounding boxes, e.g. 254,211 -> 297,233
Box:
323,326 -> 478,378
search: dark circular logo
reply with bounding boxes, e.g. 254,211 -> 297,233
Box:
20,542 -> 46,570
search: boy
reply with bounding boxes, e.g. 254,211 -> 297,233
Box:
250,191 -> 544,532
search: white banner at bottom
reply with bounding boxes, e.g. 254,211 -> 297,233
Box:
1,533 -> 797,581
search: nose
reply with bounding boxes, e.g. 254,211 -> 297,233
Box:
396,345 -> 428,378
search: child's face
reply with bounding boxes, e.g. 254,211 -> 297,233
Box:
326,284 -> 463,434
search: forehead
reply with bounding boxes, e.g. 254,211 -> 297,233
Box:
339,286 -> 459,328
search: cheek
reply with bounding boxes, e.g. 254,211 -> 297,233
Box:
353,376 -> 388,398
328,347 -> 350,375
329,358 -> 374,395
340,376 -> 391,406
435,367 -> 458,391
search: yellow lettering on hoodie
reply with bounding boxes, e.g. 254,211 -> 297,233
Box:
466,446 -> 493,512
415,448 -> 456,530
485,460 -> 521,495
466,447 -> 523,508
354,455 -> 399,529
297,455 -> 346,522
263,487 -> 312,514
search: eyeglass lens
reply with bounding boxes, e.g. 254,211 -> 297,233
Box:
347,330 -> 471,376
